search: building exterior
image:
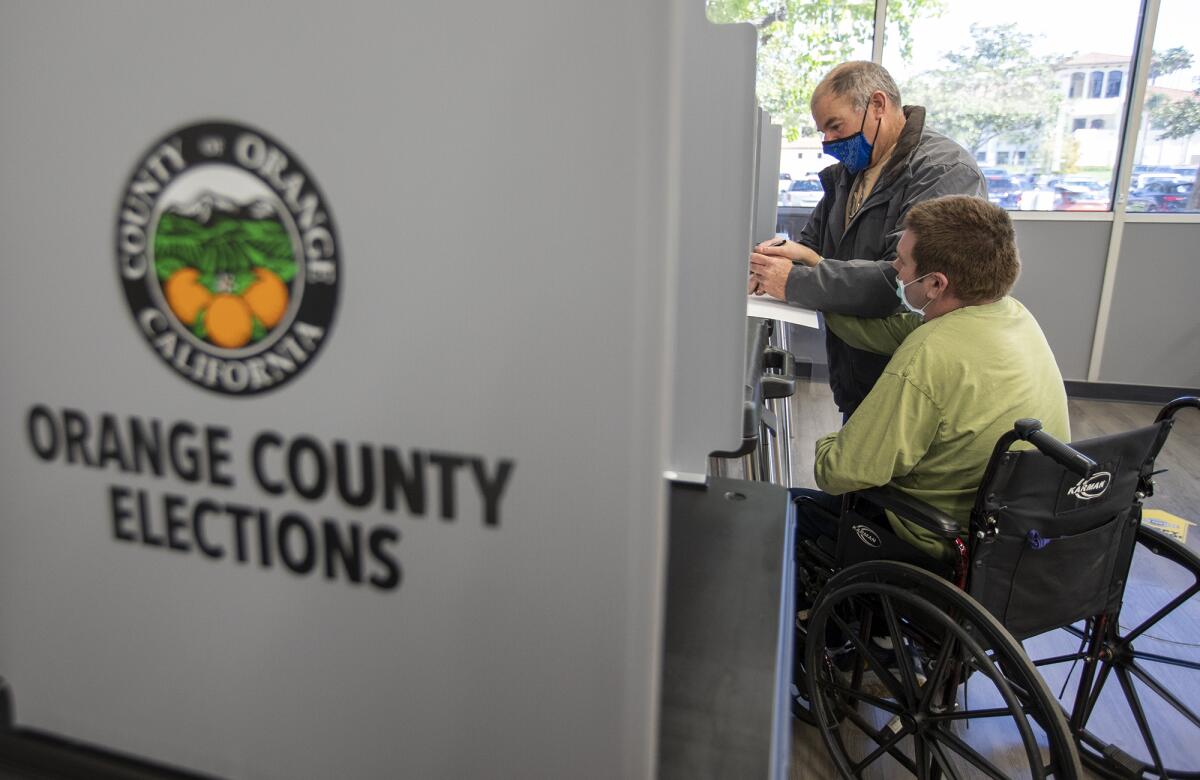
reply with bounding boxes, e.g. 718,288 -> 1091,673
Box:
778,136 -> 837,179
1049,53 -> 1129,170
967,52 -> 1199,176
1050,53 -> 1200,173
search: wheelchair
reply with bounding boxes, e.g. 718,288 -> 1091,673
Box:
791,396 -> 1200,780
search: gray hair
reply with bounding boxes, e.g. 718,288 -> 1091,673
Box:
812,61 -> 902,111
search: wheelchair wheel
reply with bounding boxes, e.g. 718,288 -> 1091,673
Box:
806,561 -> 1081,779
1033,526 -> 1200,780
792,536 -> 839,726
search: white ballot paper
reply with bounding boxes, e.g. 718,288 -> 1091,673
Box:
747,294 -> 819,329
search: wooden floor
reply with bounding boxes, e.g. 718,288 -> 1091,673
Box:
782,377 -> 1200,779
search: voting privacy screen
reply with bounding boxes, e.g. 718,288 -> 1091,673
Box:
0,2 -> 761,778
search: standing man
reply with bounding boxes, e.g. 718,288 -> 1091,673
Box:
750,61 -> 985,418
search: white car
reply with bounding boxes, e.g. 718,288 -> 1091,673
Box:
778,177 -> 824,208
1131,173 -> 1184,190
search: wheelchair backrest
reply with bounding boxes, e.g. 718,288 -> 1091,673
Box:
967,420 -> 1174,640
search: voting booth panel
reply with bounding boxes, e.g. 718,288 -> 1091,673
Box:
666,12 -> 758,480
754,110 -> 784,247
0,2 -> 762,778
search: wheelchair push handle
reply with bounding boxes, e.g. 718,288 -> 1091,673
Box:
1155,395 -> 1200,423
1013,418 -> 1097,476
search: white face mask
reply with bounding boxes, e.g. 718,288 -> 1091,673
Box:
896,272 -> 934,317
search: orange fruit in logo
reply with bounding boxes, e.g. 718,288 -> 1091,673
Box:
242,268 -> 289,329
164,267 -> 212,326
205,294 -> 254,348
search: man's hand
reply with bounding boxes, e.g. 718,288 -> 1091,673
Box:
753,238 -> 823,267
748,252 -> 792,299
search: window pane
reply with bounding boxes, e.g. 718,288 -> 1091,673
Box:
708,0 -> 897,227
707,0 -> 873,146
1106,70 -> 1122,98
882,0 -> 1142,211
1126,0 -> 1200,214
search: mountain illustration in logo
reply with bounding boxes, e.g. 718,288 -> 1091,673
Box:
154,190 -> 297,350
167,190 -> 279,224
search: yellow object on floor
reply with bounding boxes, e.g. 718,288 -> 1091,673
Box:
1142,509 -> 1196,543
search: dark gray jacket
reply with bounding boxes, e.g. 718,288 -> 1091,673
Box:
785,105 -> 985,415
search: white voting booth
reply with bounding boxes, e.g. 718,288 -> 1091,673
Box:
0,2 -> 795,778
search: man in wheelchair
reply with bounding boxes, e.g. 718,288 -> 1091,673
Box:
790,194 -> 1072,769
788,195 -> 1200,780
793,194 -> 1068,569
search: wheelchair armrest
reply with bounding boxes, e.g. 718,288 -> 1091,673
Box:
855,486 -> 961,539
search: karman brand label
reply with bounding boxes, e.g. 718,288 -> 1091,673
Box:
116,121 -> 339,395
1067,471 -> 1112,501
852,524 -> 882,547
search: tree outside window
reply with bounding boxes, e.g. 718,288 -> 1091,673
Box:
901,25 -> 1061,166
706,0 -> 943,141
1140,77 -> 1200,211
882,1 -> 1141,210
717,0 -> 1157,212
1130,1 -> 1200,213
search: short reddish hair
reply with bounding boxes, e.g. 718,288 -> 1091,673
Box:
904,196 -> 1020,303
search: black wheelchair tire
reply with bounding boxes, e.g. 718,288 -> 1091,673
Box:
805,561 -> 1082,779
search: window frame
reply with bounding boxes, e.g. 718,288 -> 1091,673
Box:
1069,72 -> 1085,98
864,0 -> 1178,383
869,0 -> 1168,220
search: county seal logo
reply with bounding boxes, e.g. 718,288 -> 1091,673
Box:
116,121 -> 339,395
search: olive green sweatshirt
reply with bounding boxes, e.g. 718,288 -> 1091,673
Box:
817,297 -> 1069,559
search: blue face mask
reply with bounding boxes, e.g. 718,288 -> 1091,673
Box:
896,272 -> 934,317
822,109 -> 879,175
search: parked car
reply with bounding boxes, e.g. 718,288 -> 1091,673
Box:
1131,172 -> 1183,189
985,176 -> 1022,209
778,172 -> 792,193
1054,185 -> 1108,211
1127,180 -> 1194,212
1045,176 -> 1109,193
778,177 -> 824,208
979,166 -> 1008,177
1019,189 -> 1057,210
1008,173 -> 1040,190
1132,164 -> 1176,176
